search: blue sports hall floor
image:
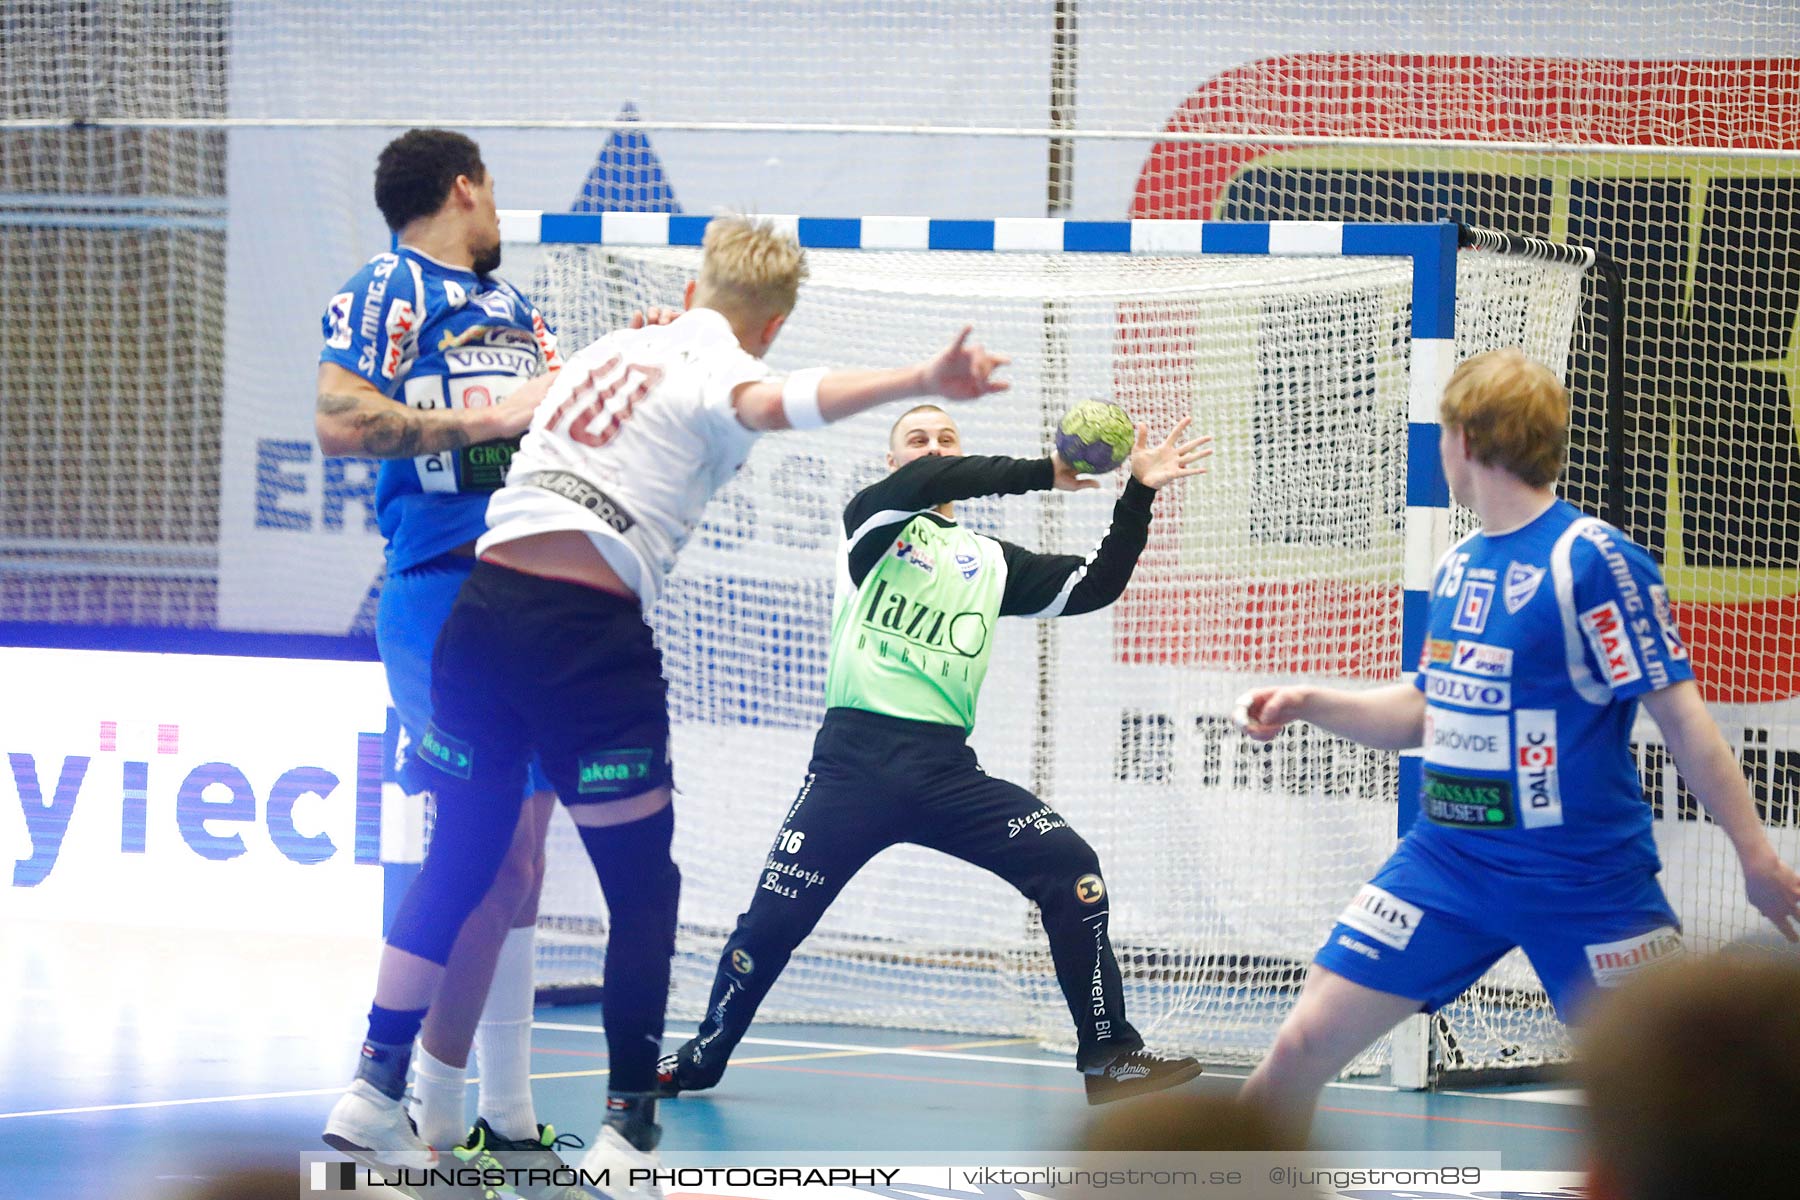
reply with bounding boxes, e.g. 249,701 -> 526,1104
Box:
1,922 -> 1589,1198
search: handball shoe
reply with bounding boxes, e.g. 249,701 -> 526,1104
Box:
574,1124 -> 665,1200
323,1080 -> 487,1197
454,1119 -> 585,1199
652,1045 -> 721,1098
1083,1047 -> 1204,1106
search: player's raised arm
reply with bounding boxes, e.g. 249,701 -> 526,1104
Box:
315,362 -> 547,458
1642,681 -> 1800,941
729,324 -> 1010,433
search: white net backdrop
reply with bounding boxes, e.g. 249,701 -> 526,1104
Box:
522,243 -> 1586,1071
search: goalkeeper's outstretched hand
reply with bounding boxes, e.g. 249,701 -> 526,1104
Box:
1130,416 -> 1214,490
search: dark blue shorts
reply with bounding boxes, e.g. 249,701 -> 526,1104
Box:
376,555 -> 553,796
1312,832 -> 1682,1022
419,561 -> 671,809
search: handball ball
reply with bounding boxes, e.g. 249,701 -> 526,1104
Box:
1054,400 -> 1135,474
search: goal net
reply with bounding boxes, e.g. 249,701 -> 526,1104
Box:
7,1 -> 1797,1088
518,231 -> 1590,1073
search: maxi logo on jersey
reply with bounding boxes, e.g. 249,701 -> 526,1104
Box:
381,298 -> 417,382
1577,522 -> 1671,689
1579,600 -> 1644,688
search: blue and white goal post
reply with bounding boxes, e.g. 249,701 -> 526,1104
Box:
499,212 -> 1594,1086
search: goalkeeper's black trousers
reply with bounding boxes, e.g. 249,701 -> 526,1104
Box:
681,706 -> 1143,1077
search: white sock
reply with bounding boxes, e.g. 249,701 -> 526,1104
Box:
475,925 -> 540,1142
409,1041 -> 470,1151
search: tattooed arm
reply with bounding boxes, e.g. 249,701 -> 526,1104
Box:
314,363 -> 548,458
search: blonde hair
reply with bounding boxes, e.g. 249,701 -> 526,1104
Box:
693,214 -> 807,323
1438,348 -> 1567,488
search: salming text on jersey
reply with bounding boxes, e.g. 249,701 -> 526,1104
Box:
319,246 -> 561,570
1411,499 -> 1694,876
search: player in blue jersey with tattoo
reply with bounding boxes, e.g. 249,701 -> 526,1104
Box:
315,128 -> 578,1186
1233,348 -> 1800,1137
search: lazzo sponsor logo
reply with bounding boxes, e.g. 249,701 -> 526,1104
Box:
1453,640 -> 1513,678
1423,708 -> 1508,769
1423,669 -> 1511,711
1337,884 -> 1422,952
1580,600 -> 1643,687
1514,709 -> 1562,829
1586,926 -> 1684,987
859,579 -> 988,657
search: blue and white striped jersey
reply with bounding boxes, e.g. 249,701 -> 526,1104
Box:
319,246 -> 562,570
1409,498 -> 1694,877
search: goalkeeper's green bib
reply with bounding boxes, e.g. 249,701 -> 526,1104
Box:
823,513 -> 1007,731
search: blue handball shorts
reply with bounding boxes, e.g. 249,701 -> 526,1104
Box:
375,555 -> 553,798
1311,832 -> 1683,1023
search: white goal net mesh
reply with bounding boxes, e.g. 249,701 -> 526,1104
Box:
6,0 -> 1798,1084
522,242 -> 1586,1071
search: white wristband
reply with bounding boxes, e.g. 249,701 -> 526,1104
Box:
780,367 -> 829,430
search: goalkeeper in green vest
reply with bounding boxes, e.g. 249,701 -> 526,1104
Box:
659,403 -> 1213,1105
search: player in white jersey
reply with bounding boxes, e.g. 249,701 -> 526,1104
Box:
324,215 -> 1011,1191
1230,349 -> 1800,1138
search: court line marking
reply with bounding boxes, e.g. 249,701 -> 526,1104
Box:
0,1087 -> 344,1120
536,1024 -> 1404,1091
1436,1086 -> 1586,1106
0,1026 -> 1576,1122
